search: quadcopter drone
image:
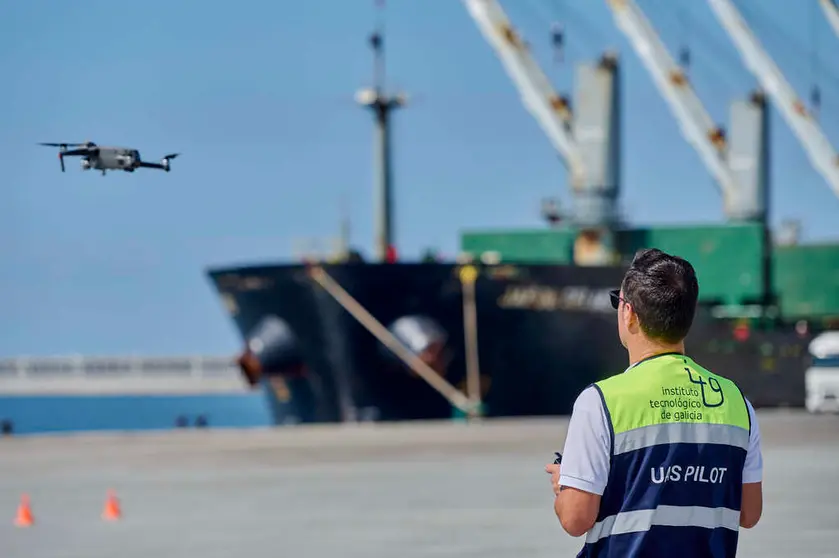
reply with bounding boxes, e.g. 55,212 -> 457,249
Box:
38,141 -> 180,176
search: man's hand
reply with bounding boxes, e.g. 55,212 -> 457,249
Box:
545,463 -> 561,496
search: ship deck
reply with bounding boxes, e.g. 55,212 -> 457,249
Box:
2,411 -> 837,557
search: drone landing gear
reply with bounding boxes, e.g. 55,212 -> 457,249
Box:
101,170 -> 106,176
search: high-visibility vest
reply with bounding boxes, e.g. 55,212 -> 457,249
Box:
578,352 -> 751,558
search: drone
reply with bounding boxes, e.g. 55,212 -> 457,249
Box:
38,141 -> 180,176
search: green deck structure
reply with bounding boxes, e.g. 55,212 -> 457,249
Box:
461,223 -> 839,320
773,243 -> 839,319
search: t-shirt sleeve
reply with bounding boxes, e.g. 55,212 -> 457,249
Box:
558,385 -> 612,496
742,397 -> 763,484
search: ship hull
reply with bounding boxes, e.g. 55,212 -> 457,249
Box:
207,263 -> 814,424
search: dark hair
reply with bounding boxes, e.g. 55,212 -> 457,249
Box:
621,248 -> 699,344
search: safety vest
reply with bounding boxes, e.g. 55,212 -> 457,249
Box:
578,352 -> 751,558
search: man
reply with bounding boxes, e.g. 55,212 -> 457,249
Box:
545,248 -> 763,557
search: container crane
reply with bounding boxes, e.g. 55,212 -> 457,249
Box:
707,0 -> 839,201
820,0 -> 839,39
462,0 -> 587,191
605,0 -> 758,219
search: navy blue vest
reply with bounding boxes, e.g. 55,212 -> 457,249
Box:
577,355 -> 751,557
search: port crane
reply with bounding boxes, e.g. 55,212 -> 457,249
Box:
604,0 -> 762,220
462,0 -> 587,192
707,0 -> 839,201
820,0 -> 839,39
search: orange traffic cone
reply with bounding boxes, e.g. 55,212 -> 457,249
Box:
101,489 -> 121,521
14,494 -> 34,527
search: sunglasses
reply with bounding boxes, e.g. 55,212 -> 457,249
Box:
609,289 -> 628,310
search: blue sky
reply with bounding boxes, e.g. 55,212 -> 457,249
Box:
2,0 -> 838,357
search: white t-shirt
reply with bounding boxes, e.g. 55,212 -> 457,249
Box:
558,384 -> 763,496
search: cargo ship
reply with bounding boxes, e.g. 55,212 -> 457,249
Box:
207,226 -> 832,425
207,4 -> 838,424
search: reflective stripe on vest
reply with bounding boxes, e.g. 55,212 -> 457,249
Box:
614,422 -> 750,455
586,505 -> 742,544
579,353 -> 750,558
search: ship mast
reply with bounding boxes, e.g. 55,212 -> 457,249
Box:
356,0 -> 407,263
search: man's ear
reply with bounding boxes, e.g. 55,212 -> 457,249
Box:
624,304 -> 639,334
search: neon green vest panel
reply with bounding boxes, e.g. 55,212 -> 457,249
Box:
595,353 -> 750,436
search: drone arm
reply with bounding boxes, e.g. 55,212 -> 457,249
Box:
138,152 -> 178,172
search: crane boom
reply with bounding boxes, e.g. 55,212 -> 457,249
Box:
462,0 -> 586,190
604,0 -> 739,210
707,0 -> 839,200
820,0 -> 839,39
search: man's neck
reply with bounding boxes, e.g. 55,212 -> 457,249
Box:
628,341 -> 685,367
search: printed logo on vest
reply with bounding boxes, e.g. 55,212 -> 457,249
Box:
650,369 -> 726,421
684,367 -> 725,408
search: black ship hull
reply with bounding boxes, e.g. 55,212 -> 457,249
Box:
207,263 -> 814,424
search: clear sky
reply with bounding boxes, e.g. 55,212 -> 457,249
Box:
2,0 -> 838,357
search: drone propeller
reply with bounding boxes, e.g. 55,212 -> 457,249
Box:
158,153 -> 180,172
38,142 -> 86,149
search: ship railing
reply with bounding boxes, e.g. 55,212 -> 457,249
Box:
0,355 -> 250,394
0,355 -> 239,375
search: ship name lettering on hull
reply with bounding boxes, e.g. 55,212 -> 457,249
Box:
497,285 -> 613,312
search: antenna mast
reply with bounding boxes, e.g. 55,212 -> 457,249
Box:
356,0 -> 407,262
339,193 -> 351,258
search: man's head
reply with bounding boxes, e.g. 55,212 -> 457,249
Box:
611,248 -> 699,349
